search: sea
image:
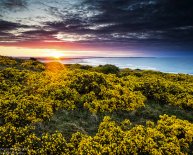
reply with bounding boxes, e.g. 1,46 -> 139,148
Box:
40,57 -> 193,75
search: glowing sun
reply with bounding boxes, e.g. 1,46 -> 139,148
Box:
48,50 -> 65,59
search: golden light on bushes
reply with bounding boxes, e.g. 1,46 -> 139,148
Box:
44,50 -> 65,73
46,62 -> 65,72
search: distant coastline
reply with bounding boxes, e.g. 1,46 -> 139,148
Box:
37,57 -> 193,75
3,55 -> 193,75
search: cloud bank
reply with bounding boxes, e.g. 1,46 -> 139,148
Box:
0,0 -> 193,55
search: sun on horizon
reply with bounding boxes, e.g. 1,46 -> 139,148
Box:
47,50 -> 66,59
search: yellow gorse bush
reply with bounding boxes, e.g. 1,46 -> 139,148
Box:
1,56 -> 193,154
0,115 -> 191,154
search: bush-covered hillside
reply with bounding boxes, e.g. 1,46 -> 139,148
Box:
0,56 -> 193,154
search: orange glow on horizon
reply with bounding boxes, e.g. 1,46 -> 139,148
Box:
0,45 -> 141,57
0,41 -> 93,51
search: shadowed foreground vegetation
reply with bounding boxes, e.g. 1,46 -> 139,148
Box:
0,56 -> 193,154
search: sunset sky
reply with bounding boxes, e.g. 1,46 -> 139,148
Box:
0,0 -> 193,57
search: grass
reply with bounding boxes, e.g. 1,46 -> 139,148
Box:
38,100 -> 193,139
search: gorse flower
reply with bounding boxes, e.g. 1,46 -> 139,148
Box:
0,56 -> 193,154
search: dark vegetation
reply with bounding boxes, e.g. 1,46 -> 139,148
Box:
0,55 -> 193,154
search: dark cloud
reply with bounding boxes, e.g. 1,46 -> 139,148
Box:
41,0 -> 193,44
0,0 -> 193,52
0,0 -> 27,10
0,20 -> 21,31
